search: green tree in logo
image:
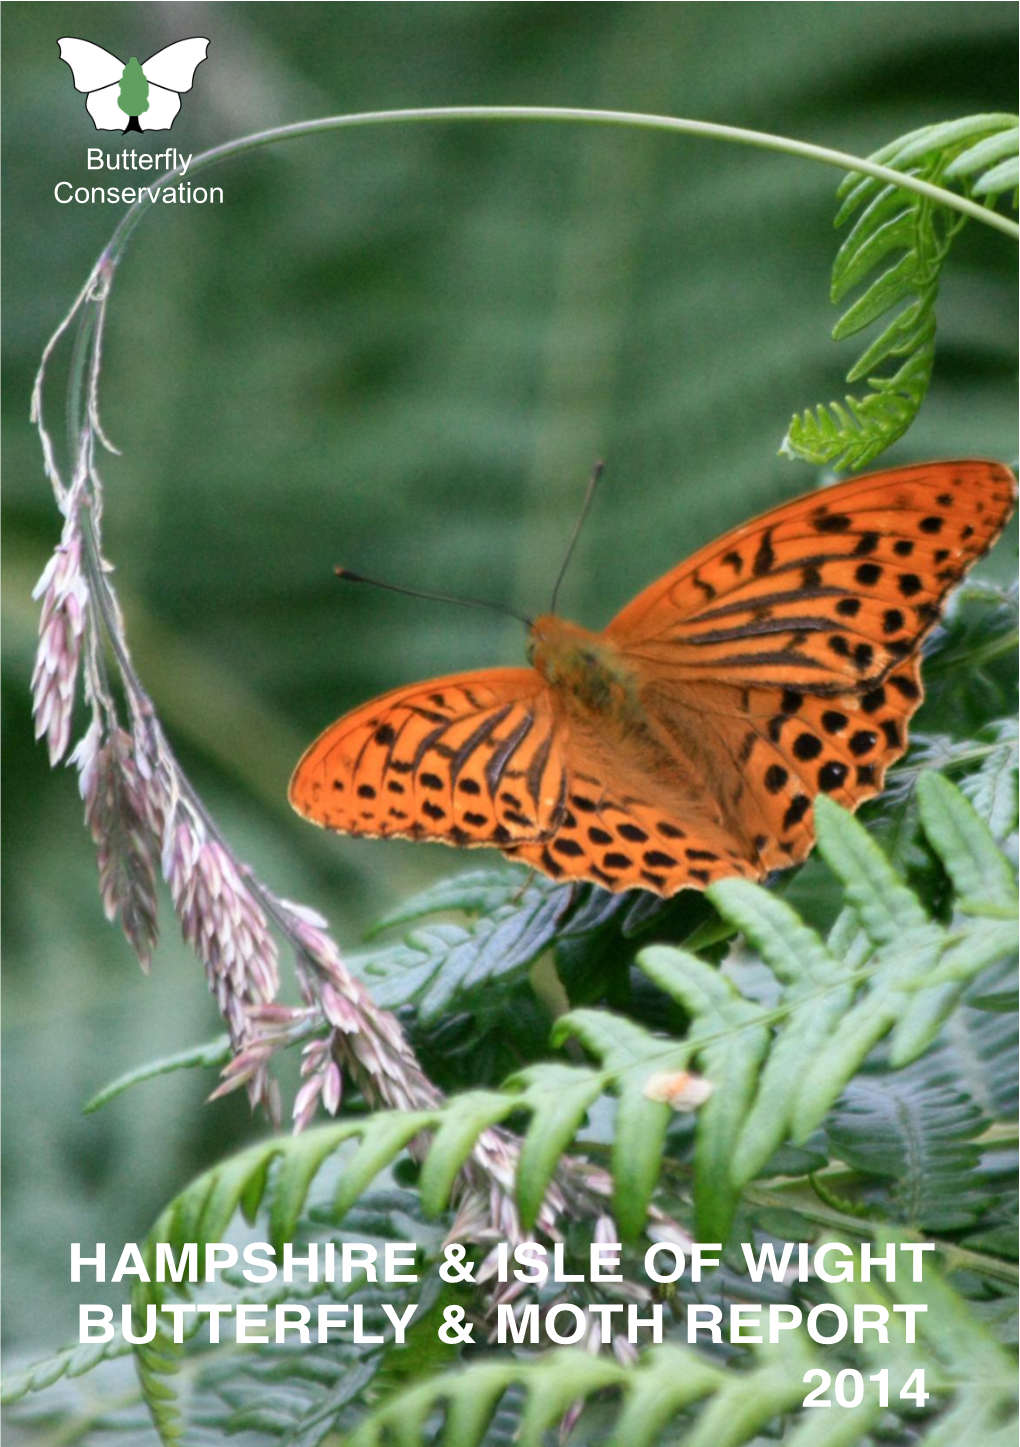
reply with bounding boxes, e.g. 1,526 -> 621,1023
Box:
117,57 -> 149,134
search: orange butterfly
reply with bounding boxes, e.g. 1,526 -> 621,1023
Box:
290,461 -> 1015,896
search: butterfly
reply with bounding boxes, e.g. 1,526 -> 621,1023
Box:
290,461 -> 1016,897
57,37 -> 209,132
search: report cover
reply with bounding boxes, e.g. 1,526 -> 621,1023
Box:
3,5 -> 1017,1443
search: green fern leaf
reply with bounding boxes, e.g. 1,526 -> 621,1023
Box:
0,1337 -> 133,1405
343,1255 -> 1015,1447
959,718 -> 1019,842
639,948 -> 770,1242
357,877 -> 569,1020
367,869 -> 530,935
110,781 -> 1015,1440
828,1065 -> 989,1230
507,1063 -> 606,1229
917,770 -> 1017,911
416,1089 -> 519,1215
782,113 -> 1018,470
554,1006 -> 688,1236
82,1036 -> 231,1114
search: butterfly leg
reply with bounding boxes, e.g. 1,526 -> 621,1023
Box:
510,867 -> 538,905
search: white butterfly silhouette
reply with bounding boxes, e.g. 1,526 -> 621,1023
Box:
58,37 -> 209,132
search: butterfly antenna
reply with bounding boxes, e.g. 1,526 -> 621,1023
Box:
335,568 -> 531,627
550,459 -> 604,614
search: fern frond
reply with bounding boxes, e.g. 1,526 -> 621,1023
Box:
636,783 -> 1014,1239
357,873 -> 570,1020
959,717 -> 1019,842
0,1337 -> 134,1406
357,865 -> 715,1031
83,1036 -> 231,1114
782,113 -> 1018,470
117,777 -> 1016,1442
345,1256 -> 1015,1447
131,783 -> 1013,1264
829,1063 -> 991,1230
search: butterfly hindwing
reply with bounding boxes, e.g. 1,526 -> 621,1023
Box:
669,656 -> 924,875
289,669 -> 568,849
509,783 -> 757,893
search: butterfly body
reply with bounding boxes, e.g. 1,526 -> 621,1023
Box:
529,616 -> 643,728
291,461 -> 1015,896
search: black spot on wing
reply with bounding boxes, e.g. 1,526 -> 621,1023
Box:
813,511 -> 851,533
849,730 -> 877,756
818,760 -> 848,792
792,733 -> 821,761
783,795 -> 810,829
852,532 -> 879,556
753,528 -> 775,576
889,675 -> 921,700
764,765 -> 788,794
861,687 -> 885,714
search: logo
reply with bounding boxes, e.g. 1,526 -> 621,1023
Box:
58,37 -> 209,133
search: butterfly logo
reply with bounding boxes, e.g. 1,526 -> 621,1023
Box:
290,462 -> 1016,897
57,37 -> 209,133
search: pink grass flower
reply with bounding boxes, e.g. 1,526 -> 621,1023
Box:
32,523 -> 88,765
72,724 -> 161,970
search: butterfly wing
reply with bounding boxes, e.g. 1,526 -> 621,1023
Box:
58,38 -> 124,92
607,461 -> 1015,690
509,652 -> 928,894
129,40 -> 208,130
134,85 -> 183,131
81,85 -> 132,132
290,669 -> 568,849
506,764 -> 760,893
603,460 -> 1015,875
291,461 -> 1014,899
141,38 -> 210,92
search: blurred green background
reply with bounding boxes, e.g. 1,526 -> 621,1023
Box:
2,1 -> 1016,1360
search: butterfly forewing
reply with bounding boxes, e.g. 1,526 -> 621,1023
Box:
608,461 -> 1015,690
602,461 -> 1014,878
289,669 -> 568,848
